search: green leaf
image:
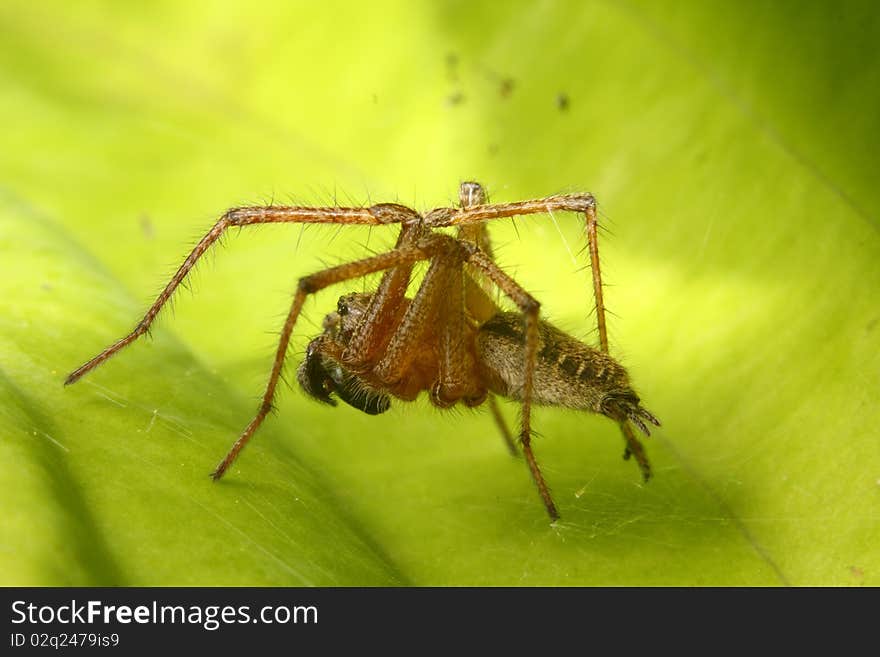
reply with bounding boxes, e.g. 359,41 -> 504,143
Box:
1,0 -> 878,585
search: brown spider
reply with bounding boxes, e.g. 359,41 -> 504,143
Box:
66,182 -> 659,520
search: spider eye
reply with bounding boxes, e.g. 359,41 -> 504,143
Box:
459,181 -> 487,207
337,298 -> 349,315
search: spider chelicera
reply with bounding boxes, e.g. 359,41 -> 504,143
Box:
66,182 -> 659,520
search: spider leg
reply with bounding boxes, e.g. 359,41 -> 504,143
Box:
427,193 -> 607,347
433,193 -> 654,481
211,243 -> 431,481
371,237 -> 458,387
457,185 -> 514,453
462,244 -> 558,521
431,257 -> 485,408
458,236 -> 516,453
457,183 -> 501,324
65,203 -> 419,385
487,394 -> 518,457
343,221 -> 425,369
620,420 -> 651,481
458,221 -> 504,325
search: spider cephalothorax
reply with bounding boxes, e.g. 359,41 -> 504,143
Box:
67,181 -> 659,519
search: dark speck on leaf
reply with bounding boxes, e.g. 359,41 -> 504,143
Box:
556,93 -> 570,112
446,91 -> 465,106
445,53 -> 459,82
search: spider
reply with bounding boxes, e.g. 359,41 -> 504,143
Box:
66,182 -> 659,520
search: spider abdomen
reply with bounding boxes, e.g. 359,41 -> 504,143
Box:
476,312 -> 635,415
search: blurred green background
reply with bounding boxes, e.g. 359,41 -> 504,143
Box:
1,0 -> 878,585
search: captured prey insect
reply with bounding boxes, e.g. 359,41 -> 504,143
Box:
66,182 -> 660,520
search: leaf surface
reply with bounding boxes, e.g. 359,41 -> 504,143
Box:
1,0 -> 878,585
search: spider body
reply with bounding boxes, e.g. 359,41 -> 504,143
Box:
67,181 -> 659,520
299,293 -> 656,436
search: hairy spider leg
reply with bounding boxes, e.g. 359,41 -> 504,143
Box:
369,229 -> 556,518
456,186 -> 517,456
210,242 -> 434,481
65,203 -> 418,385
432,254 -> 485,407
210,228 -> 558,519
619,416 -> 651,479
460,244 -> 555,519
584,209 -> 651,479
431,193 -> 654,482
342,221 -> 426,369
429,194 -> 604,343
213,232 -> 489,481
487,395 -> 518,456
458,236 -> 518,454
371,240 -> 459,386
